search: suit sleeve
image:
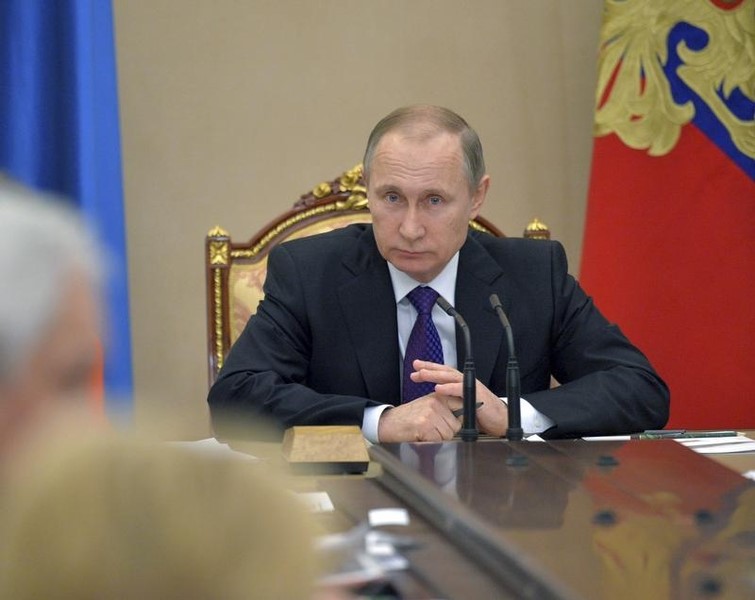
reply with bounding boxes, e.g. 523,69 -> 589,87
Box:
525,242 -> 669,438
207,244 -> 374,440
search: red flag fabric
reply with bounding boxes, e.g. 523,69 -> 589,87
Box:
580,0 -> 755,429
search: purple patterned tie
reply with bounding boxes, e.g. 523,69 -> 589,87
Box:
402,286 -> 444,403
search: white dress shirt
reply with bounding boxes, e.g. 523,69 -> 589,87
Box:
361,253 -> 553,442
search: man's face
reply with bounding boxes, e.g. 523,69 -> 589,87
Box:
0,273 -> 101,460
367,131 -> 489,283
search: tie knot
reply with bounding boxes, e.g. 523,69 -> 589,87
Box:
407,286 -> 439,315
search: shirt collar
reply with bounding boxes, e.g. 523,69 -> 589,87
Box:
387,253 -> 459,307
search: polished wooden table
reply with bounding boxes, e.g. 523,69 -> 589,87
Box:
236,435 -> 755,599
371,439 -> 755,599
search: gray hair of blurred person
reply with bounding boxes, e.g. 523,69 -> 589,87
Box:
362,105 -> 487,193
0,177 -> 102,383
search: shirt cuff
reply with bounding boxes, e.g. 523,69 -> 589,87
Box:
362,405 -> 393,443
501,396 -> 554,435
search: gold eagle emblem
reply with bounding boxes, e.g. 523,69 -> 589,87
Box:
594,0 -> 754,158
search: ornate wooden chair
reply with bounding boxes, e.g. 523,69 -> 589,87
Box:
205,164 -> 549,386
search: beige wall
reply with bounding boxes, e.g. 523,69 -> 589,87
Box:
114,0 -> 603,439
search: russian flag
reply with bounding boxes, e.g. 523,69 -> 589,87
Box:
580,0 -> 755,429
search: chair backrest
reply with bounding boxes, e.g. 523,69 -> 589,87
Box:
205,164 -> 547,386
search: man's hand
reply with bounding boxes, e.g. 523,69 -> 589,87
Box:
377,393 -> 462,443
409,359 -> 509,438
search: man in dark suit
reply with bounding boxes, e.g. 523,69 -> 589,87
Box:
208,105 -> 669,442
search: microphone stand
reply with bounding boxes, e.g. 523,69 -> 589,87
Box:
489,294 -> 523,441
435,296 -> 478,441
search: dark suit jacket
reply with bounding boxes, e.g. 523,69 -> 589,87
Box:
208,224 -> 668,438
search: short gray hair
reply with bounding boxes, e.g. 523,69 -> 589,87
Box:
362,105 -> 486,192
0,178 -> 102,381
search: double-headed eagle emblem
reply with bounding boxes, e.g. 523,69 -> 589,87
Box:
594,0 -> 754,159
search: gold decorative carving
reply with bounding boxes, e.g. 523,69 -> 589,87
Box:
594,0 -> 754,157
297,164 -> 369,210
209,240 -> 229,266
524,218 -> 551,240
335,193 -> 369,211
231,204 -> 346,259
232,201 -> 369,259
335,164 -> 368,209
312,182 -> 332,198
207,225 -> 230,238
469,220 -> 492,234
338,164 -> 364,191
213,268 -> 225,371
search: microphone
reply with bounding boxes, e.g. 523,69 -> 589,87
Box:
435,295 -> 478,442
488,294 -> 523,441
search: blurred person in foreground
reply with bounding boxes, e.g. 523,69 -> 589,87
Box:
0,177 -> 103,465
0,432 -> 328,600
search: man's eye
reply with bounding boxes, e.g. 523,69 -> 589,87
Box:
386,193 -> 400,203
428,196 -> 443,206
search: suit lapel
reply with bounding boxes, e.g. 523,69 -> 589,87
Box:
337,229 -> 402,405
456,235 -> 509,385
336,229 -> 511,401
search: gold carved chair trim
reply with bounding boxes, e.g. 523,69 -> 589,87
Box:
205,164 -> 546,386
523,217 -> 551,240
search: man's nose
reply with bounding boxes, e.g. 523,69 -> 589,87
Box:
399,204 -> 424,240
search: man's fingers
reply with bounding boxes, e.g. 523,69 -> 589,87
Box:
412,360 -> 459,373
434,382 -> 463,397
411,366 -> 461,385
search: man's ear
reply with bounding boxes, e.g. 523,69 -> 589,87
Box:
470,175 -> 490,218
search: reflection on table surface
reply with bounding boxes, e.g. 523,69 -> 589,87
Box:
373,439 -> 755,600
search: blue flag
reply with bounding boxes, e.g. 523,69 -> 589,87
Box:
0,0 -> 133,416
